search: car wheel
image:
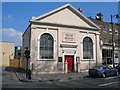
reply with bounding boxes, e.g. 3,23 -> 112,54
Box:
102,72 -> 106,78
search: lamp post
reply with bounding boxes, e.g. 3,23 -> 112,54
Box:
24,47 -> 31,80
110,14 -> 120,68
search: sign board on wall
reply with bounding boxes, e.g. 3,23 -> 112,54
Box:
58,57 -> 62,62
62,32 -> 75,43
76,57 -> 80,61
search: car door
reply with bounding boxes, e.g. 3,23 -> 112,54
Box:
103,66 -> 110,76
107,66 -> 114,75
102,66 -> 108,76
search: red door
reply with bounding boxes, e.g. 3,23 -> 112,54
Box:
65,56 -> 74,71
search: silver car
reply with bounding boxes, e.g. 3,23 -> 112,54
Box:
89,65 -> 119,78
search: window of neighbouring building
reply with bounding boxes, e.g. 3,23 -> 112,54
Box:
109,28 -> 112,34
103,26 -> 107,33
115,29 -> 118,35
83,37 -> 93,59
40,33 -> 54,59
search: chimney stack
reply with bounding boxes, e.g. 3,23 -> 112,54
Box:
78,8 -> 82,13
96,12 -> 103,21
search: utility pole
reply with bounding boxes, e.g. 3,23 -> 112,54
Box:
111,14 -> 120,68
111,15 -> 115,68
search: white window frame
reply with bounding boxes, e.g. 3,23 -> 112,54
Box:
37,31 -> 56,60
81,35 -> 96,61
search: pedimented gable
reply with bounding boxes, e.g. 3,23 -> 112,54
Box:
40,8 -> 91,28
31,4 -> 100,29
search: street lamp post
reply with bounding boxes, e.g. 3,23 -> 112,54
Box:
24,47 -> 31,80
111,15 -> 115,68
110,14 -> 120,68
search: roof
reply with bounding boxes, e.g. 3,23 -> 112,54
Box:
88,17 -> 119,25
30,3 -> 100,30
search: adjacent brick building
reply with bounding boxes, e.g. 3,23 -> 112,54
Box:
0,42 -> 14,66
88,13 -> 120,66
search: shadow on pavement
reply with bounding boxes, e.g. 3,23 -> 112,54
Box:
4,67 -> 26,73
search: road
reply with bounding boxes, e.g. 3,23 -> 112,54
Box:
2,70 -> 120,89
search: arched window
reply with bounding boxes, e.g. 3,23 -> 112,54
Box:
83,37 -> 93,59
40,33 -> 54,59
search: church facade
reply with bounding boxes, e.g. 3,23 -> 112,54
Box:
22,4 -> 102,74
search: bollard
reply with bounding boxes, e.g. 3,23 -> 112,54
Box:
65,61 -> 68,73
77,62 -> 80,73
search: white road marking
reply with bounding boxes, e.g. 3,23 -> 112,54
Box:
99,81 -> 120,87
105,76 -> 120,80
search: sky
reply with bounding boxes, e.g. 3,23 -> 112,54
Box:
1,2 -> 119,46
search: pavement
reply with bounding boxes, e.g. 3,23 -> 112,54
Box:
16,71 -> 88,82
4,67 -> 89,82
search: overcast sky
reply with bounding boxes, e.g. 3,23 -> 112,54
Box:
1,2 -> 119,46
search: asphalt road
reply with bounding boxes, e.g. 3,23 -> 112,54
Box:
2,70 -> 120,89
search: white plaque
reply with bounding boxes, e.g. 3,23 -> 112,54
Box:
62,32 -> 75,43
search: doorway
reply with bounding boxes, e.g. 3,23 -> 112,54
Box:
65,56 -> 74,71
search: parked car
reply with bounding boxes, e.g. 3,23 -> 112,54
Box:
115,64 -> 120,74
89,65 -> 119,78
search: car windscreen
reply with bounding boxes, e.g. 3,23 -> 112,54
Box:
91,65 -> 102,69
